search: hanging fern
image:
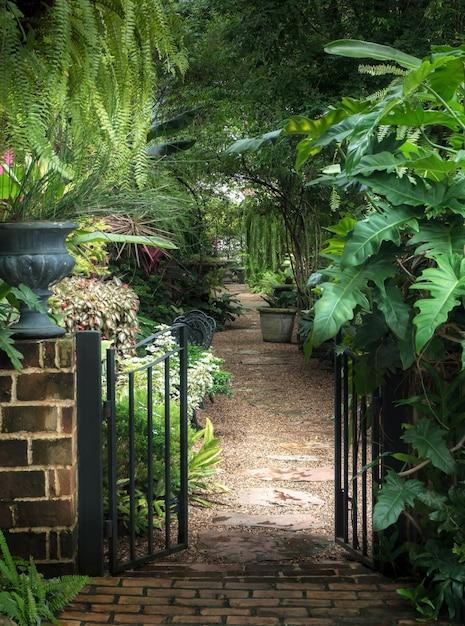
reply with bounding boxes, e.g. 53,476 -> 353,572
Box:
0,0 -> 187,187
244,203 -> 287,282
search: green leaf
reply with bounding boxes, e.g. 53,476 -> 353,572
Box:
313,266 -> 370,346
373,471 -> 424,531
341,207 -> 418,266
225,130 -> 282,155
350,152 -> 405,176
313,258 -> 395,346
324,39 -> 421,69
409,223 -> 465,256
402,418 -> 456,474
403,60 -> 433,96
381,105 -> 460,130
377,283 -> 411,340
355,173 -> 448,208
0,330 -> 24,371
411,254 -> 465,351
428,57 -> 465,101
409,153 -> 459,182
72,231 -> 177,250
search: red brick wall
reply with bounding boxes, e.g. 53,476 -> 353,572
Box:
0,337 -> 78,574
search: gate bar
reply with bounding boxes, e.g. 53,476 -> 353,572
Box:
76,331 -> 104,576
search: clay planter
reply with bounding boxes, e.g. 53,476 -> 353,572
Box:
0,222 -> 76,338
258,307 -> 297,343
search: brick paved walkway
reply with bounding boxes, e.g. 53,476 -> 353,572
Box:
60,562 -> 451,625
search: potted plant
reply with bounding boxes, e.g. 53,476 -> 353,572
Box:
0,154 -> 176,340
257,289 -> 298,343
0,155 -> 79,338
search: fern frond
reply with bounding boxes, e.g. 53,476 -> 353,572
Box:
359,63 -> 406,76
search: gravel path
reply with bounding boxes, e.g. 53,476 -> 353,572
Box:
169,285 -> 347,564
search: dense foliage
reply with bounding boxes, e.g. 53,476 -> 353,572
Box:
109,328 -> 231,532
291,40 -> 465,620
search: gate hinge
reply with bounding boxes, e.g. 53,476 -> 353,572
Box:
104,519 -> 113,538
102,400 -> 111,419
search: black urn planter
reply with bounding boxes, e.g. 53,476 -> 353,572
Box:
0,222 -> 76,338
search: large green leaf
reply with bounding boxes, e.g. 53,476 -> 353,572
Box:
321,215 -> 357,256
324,40 -> 421,70
381,106 -> 460,130
428,57 -> 465,101
411,254 -> 465,351
409,223 -> 465,256
73,231 -> 177,250
409,153 -> 459,182
351,152 -> 405,176
355,173 -> 448,208
403,60 -> 433,96
402,419 -> 456,474
373,471 -> 424,531
341,207 -> 418,266
225,130 -> 282,155
313,258 -> 395,346
285,109 -> 347,137
377,283 -> 411,340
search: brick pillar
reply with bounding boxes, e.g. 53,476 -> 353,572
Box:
0,337 -> 78,575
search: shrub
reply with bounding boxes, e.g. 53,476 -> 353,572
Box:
51,277 -> 139,352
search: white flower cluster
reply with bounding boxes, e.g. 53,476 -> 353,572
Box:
117,324 -> 223,412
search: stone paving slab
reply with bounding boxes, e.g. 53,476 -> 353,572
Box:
237,487 -> 324,507
60,562 -> 454,625
213,513 -> 317,531
246,467 -> 334,482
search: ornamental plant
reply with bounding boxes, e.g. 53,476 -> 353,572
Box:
286,40 -> 465,620
51,277 -> 140,352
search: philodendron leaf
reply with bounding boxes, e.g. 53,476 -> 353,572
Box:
355,173 -> 448,208
350,152 -> 406,176
402,418 -> 455,474
377,283 -> 411,340
312,258 -> 395,346
312,266 -> 370,346
409,223 -> 465,257
341,206 -> 418,266
410,254 -> 465,351
373,470 -> 423,531
324,40 -> 421,70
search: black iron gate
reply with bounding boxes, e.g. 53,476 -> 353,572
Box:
334,348 -> 380,566
76,324 -> 189,575
334,346 -> 409,568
